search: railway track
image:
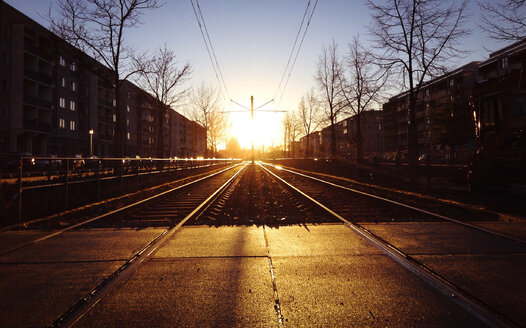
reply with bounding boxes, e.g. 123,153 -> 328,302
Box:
260,162 -> 526,327
48,163 -> 247,327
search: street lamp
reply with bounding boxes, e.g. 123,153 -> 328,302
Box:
89,129 -> 94,157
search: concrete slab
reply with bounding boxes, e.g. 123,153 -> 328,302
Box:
265,224 -> 483,326
414,254 -> 526,325
0,230 -> 51,252
155,225 -> 267,258
0,228 -> 166,263
472,221 -> 526,240
272,256 -> 482,327
78,226 -> 276,327
360,222 -> 526,254
264,223 -> 384,257
0,261 -> 123,327
76,257 -> 277,328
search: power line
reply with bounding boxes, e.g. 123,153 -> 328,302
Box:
189,0 -> 231,101
278,0 -> 318,105
195,0 -> 231,100
273,0 -> 311,100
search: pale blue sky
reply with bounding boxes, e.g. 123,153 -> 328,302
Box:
6,0 -> 507,147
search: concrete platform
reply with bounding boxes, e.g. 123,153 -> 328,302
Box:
0,228 -> 165,327
77,226 -> 276,327
77,224 -> 483,327
265,225 -> 481,327
362,222 -> 526,325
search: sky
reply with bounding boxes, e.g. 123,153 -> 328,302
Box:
6,0 -> 509,149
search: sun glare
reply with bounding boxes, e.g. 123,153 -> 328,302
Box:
230,110 -> 283,149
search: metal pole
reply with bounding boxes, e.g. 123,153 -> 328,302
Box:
65,158 -> 69,210
96,160 -> 101,201
251,96 -> 254,164
120,159 -> 124,194
18,158 -> 22,224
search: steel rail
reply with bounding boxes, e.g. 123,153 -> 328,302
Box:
50,163 -> 248,327
0,164 -> 242,257
259,162 -> 520,328
262,163 -> 526,245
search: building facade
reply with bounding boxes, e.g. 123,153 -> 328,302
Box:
474,39 -> 526,153
1,2 -> 205,159
383,62 -> 479,163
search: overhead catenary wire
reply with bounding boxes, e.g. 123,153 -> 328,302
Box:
278,0 -> 319,105
190,0 -> 231,102
273,0 -> 311,101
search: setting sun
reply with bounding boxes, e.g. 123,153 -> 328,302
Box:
228,104 -> 285,150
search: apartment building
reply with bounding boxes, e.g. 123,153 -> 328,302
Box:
1,2 -> 205,159
340,110 -> 384,160
0,2 -> 116,157
383,62 -> 479,162
474,39 -> 526,152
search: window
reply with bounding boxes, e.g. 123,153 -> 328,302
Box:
61,77 -> 66,88
70,61 -> 77,71
59,118 -> 65,128
59,97 -> 65,108
127,91 -> 131,99
70,100 -> 76,111
69,120 -> 76,131
127,105 -> 131,112
112,99 -> 116,107
126,118 -> 130,126
59,56 -> 65,66
127,132 -> 131,140
71,81 -> 76,91
500,57 -> 508,69
112,114 -> 116,122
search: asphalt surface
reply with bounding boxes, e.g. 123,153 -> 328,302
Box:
1,223 -> 524,327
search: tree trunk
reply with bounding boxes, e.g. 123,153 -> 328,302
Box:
330,117 -> 336,157
305,137 -> 310,158
356,113 -> 363,162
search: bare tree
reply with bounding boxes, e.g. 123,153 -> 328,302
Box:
479,0 -> 526,42
367,0 -> 470,164
186,83 -> 222,157
49,0 -> 161,157
282,111 -> 301,158
209,110 -> 231,157
133,45 -> 192,157
297,90 -> 322,157
339,36 -> 387,162
315,41 -> 345,157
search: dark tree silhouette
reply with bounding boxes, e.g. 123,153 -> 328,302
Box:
133,45 -> 192,157
339,36 -> 387,162
315,41 -> 345,157
367,0 -> 470,165
479,0 -> 526,42
297,90 -> 322,157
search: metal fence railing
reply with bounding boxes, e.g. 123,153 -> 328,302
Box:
0,156 -> 240,226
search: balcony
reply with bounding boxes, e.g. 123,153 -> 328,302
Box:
23,95 -> 52,110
